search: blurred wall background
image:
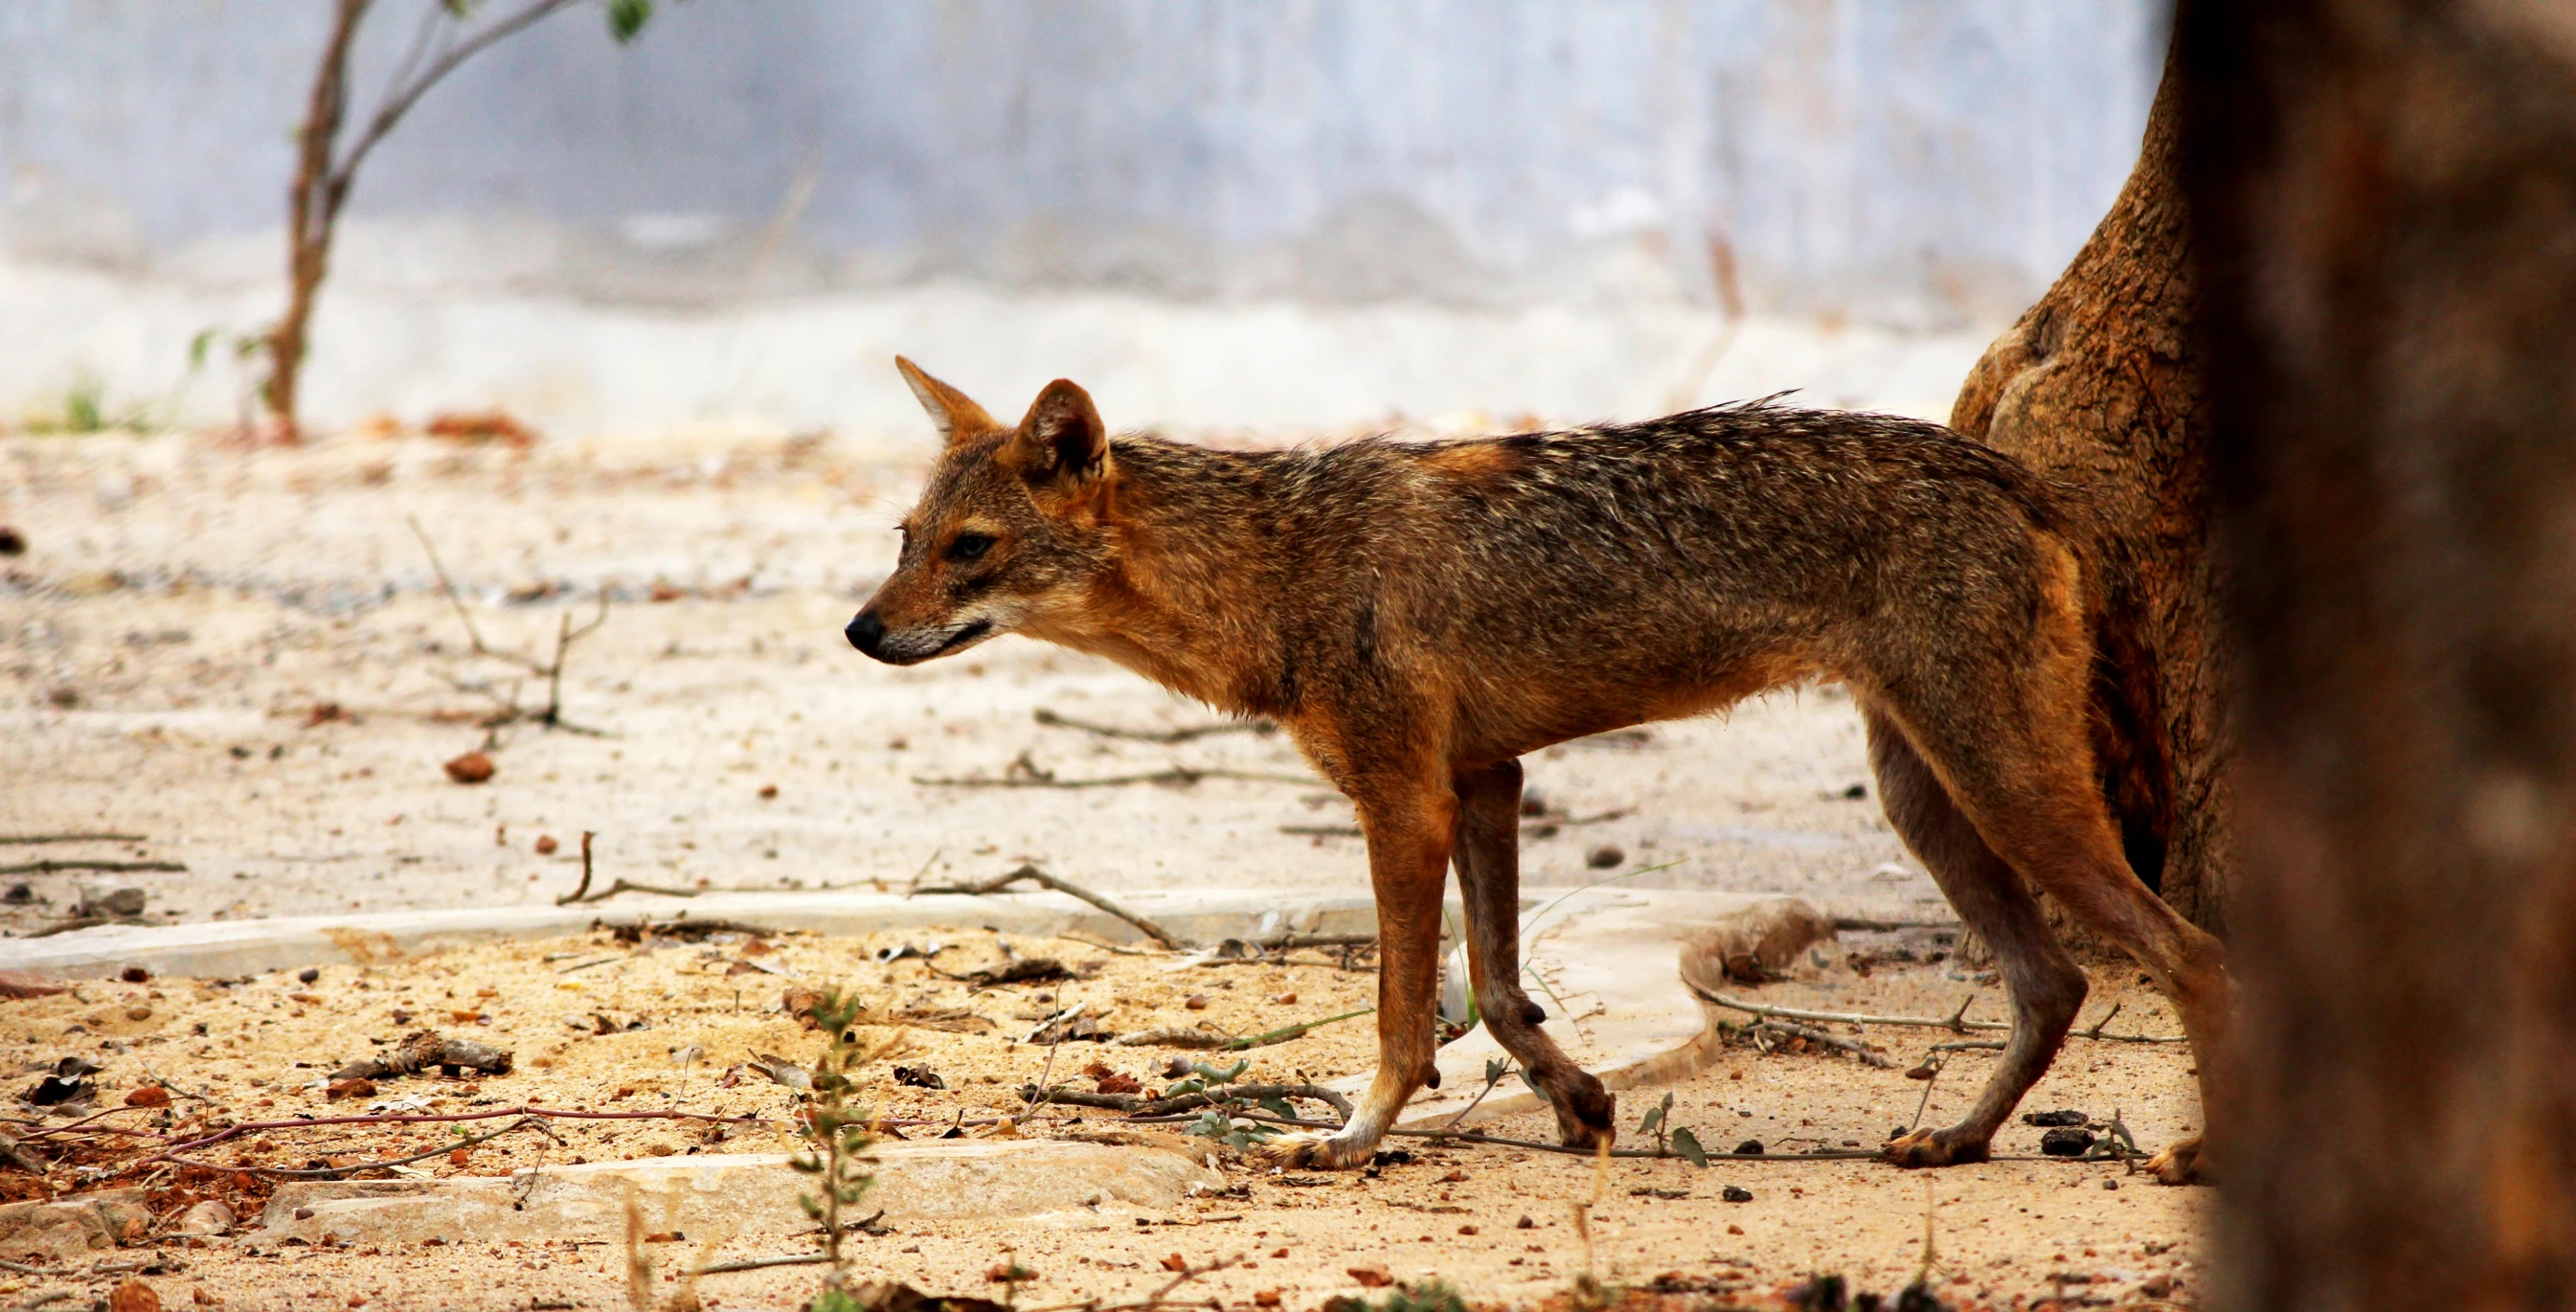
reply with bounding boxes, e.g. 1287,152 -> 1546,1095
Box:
0,0 -> 2163,437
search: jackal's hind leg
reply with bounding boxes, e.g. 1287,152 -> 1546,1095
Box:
1864,707 -> 2088,1169
1454,759 -> 1614,1149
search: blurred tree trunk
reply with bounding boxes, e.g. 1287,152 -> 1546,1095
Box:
1950,47 -> 2226,934
2183,1 -> 2576,1305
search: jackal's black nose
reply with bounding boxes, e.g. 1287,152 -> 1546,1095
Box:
845,611 -> 885,656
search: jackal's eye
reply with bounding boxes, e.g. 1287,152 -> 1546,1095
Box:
944,532 -> 995,563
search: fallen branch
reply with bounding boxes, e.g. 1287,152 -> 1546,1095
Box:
21,915 -> 147,939
0,860 -> 185,875
1831,917 -> 1966,933
1689,987 -> 2185,1044
1739,1018 -> 1897,1069
915,864 -> 1182,949
1024,1080 -> 1354,1120
0,834 -> 146,846
153,1114 -> 559,1179
1117,1007 -> 1372,1052
915,766 -> 1316,789
693,1252 -> 832,1276
1032,708 -> 1273,744
564,878 -> 703,903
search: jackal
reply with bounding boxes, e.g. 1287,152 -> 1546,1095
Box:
847,359 -> 2228,1182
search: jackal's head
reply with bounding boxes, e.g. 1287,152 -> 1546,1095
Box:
846,358 -> 1115,665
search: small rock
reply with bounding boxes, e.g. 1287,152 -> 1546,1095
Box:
175,1200 -> 236,1237
1457,1224 -> 1479,1235
1184,995 -> 1209,1011
46,687 -> 79,709
106,1278 -> 162,1312
757,783 -> 779,800
1516,1215 -> 1535,1229
2139,1274 -> 2174,1298
1721,1186 -> 1754,1203
1273,991 -> 1298,1005
2040,1127 -> 2096,1157
298,967 -> 322,984
2102,1177 -> 2120,1190
1159,1254 -> 1189,1273
534,835 -> 558,855
1519,789 -> 1548,817
1096,1073 -> 1141,1096
1254,1292 -> 1282,1308
1346,1264 -> 1394,1288
1842,782 -> 1867,800
1733,1140 -> 1764,1156
0,527 -> 24,555
124,1086 -> 170,1108
124,1006 -> 152,1022
84,889 -> 147,919
326,1078 -> 376,1100
120,965 -> 150,984
1586,845 -> 1626,870
443,751 -> 495,784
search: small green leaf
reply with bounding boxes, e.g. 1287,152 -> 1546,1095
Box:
798,1194 -> 824,1218
1670,1126 -> 1708,1167
1258,1095 -> 1297,1121
1483,1056 -> 1508,1087
607,0 -> 652,42
1194,1059 -> 1251,1084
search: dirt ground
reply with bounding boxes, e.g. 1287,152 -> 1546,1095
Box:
0,925 -> 2205,1312
0,428 -> 2209,1309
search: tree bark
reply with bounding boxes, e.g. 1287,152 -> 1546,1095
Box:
265,0 -> 372,443
2182,2 -> 2576,1306
1949,47 -> 2227,935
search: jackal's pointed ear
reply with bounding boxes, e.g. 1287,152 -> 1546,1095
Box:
1011,379 -> 1112,488
894,356 -> 1001,445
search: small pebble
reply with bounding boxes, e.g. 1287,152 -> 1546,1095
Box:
1185,995 -> 1209,1010
534,835 -> 558,855
1721,1186 -> 1754,1203
2102,1178 -> 2119,1190
1274,991 -> 1298,1005
298,967 -> 321,984
1586,845 -> 1625,870
1515,1215 -> 1535,1230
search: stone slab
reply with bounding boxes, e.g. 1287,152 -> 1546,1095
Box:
257,1140 -> 1226,1247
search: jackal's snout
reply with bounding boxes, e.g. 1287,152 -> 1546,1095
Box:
843,610 -> 885,658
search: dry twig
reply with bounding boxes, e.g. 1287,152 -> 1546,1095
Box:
0,860 -> 184,876
1689,986 -> 2185,1044
915,864 -> 1183,949
410,515 -> 609,736
0,834 -> 146,846
1032,707 -> 1273,744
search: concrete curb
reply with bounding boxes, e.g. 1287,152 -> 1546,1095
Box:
0,888 -> 1407,980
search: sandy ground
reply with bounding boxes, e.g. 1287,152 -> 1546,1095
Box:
0,428 -> 2208,1308
0,427 -> 1924,929
0,928 -> 2205,1312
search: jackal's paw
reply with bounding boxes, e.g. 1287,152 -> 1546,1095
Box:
1550,1084 -> 1616,1153
1249,1130 -> 1375,1171
1883,1127 -> 1993,1168
2145,1135 -> 2211,1187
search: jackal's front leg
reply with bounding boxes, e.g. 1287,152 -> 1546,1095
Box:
1254,785 -> 1454,1170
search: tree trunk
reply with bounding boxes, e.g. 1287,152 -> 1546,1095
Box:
1950,46 -> 2227,935
264,0 -> 371,442
2182,2 -> 2576,1306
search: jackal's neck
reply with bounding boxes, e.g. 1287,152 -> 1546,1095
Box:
1020,439 -> 1293,716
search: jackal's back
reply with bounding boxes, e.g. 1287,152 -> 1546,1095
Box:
1121,401 -> 2076,757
